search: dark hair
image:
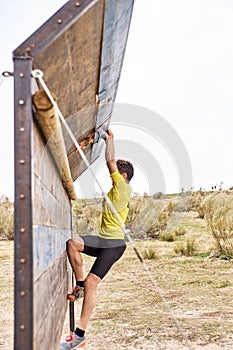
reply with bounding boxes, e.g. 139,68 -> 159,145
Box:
116,159 -> 134,182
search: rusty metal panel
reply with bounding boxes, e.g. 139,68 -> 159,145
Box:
14,58 -> 33,350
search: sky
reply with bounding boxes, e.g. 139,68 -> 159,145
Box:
1,0 -> 233,199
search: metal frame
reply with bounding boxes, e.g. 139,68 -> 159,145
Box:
13,58 -> 33,350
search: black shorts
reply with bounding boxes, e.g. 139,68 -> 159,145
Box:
82,235 -> 126,279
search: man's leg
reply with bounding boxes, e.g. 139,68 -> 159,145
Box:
77,272 -> 101,331
66,237 -> 85,282
77,242 -> 126,331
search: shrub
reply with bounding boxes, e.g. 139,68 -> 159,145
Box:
174,227 -> 186,236
146,201 -> 176,238
202,193 -> 233,257
160,231 -> 176,242
174,236 -> 197,256
126,197 -> 179,239
188,192 -> 205,218
153,192 -> 164,199
173,196 -> 190,213
72,198 -> 101,236
126,196 -> 144,226
142,246 -> 158,260
126,197 -> 165,238
174,242 -> 186,256
0,196 -> 14,240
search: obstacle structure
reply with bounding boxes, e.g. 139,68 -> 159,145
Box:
13,1 -> 135,348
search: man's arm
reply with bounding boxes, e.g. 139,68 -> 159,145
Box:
105,130 -> 117,174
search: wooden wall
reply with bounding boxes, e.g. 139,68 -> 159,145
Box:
13,2 -> 135,348
32,122 -> 72,349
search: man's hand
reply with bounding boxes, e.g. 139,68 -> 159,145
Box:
106,128 -> 113,139
105,129 -> 117,174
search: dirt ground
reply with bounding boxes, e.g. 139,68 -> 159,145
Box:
1,211 -> 233,349
0,240 -> 14,350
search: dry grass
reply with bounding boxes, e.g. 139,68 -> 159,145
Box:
1,209 -> 233,349
61,211 -> 233,349
202,193 -> 233,257
0,197 -> 14,240
0,240 -> 14,349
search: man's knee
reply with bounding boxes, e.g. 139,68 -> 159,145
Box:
66,237 -> 84,253
84,273 -> 101,292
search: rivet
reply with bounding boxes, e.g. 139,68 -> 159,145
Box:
75,2 -> 81,6
19,72 -> 24,78
20,228 -> 26,233
20,324 -> 25,330
20,291 -> 26,297
18,99 -> 25,106
19,159 -> 26,164
57,19 -> 63,24
20,127 -> 25,132
19,194 -> 25,199
20,258 -> 26,264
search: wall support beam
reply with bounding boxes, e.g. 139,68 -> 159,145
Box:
14,58 -> 33,350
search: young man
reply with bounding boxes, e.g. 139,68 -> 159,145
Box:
60,130 -> 134,349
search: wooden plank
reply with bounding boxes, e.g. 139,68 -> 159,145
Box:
33,175 -> 71,228
33,122 -> 71,229
33,252 -> 71,349
33,226 -> 71,280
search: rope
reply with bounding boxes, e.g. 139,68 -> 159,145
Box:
31,69 -> 192,349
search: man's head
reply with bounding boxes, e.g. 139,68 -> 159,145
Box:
117,159 -> 134,183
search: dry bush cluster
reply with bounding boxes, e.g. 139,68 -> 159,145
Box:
72,198 -> 102,236
2,190 -> 233,260
187,191 -> 206,218
72,193 -> 203,258
202,193 -> 233,257
0,196 -> 14,240
126,194 -> 187,239
112,191 -> 233,258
